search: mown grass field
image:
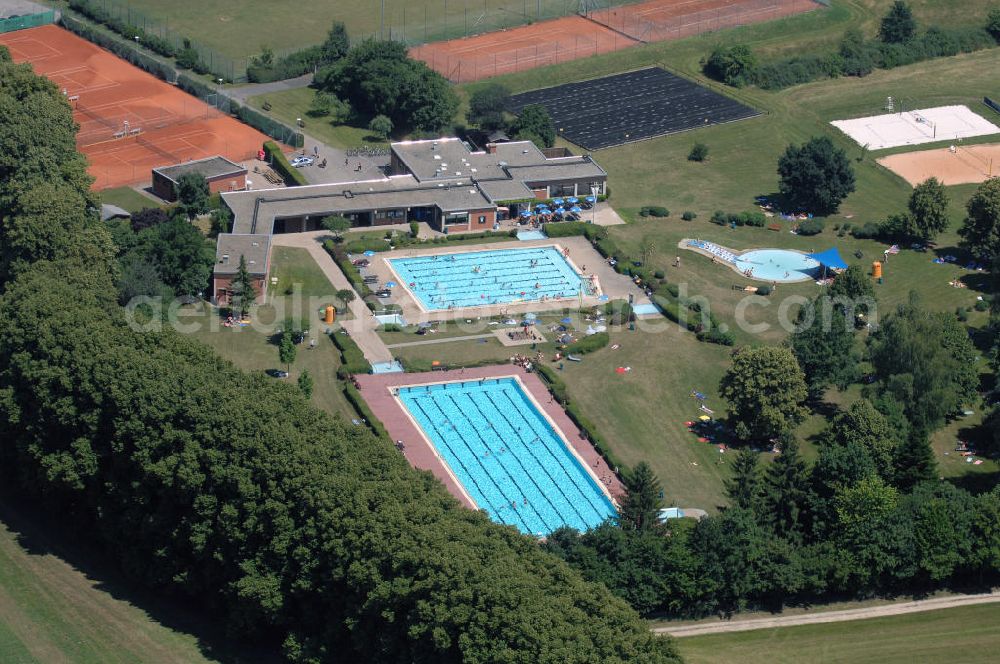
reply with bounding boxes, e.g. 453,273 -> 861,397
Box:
676,602 -> 1000,664
246,88 -> 385,150
0,499 -> 260,664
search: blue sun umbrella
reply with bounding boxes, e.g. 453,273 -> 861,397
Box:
554,207 -> 566,215
552,198 -> 564,205
561,317 -> 572,324
536,204 -> 550,210
519,209 -> 532,217
384,281 -> 397,288
567,196 -> 579,204
570,205 -> 583,213
363,250 -> 376,257
585,196 -> 597,203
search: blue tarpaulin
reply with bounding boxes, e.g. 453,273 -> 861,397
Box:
807,247 -> 848,270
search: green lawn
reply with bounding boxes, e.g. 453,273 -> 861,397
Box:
0,498 -> 264,663
247,88 -> 384,150
99,186 -> 160,213
676,602 -> 1000,664
268,246 -> 340,297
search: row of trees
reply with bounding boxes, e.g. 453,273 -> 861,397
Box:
704,3 -> 1000,90
0,47 -> 678,663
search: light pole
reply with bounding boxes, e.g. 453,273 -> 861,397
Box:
217,78 -> 224,110
133,35 -> 140,65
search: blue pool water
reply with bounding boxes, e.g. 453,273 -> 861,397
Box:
733,249 -> 820,282
398,378 -> 617,535
389,247 -> 587,310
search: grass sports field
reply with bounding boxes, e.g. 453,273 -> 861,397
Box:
676,602 -> 1000,663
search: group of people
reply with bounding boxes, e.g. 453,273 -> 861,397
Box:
510,350 -> 544,370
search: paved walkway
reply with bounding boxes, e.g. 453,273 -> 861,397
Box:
385,334 -> 494,349
654,590 -> 1000,637
270,231 -> 394,364
227,74 -> 313,102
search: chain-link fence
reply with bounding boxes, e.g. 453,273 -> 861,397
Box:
0,9 -> 55,34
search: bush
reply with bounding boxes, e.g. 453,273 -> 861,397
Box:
688,143 -> 709,162
566,332 -> 611,355
639,206 -> 670,218
653,270 -> 665,280
342,382 -> 389,439
703,44 -> 758,87
263,141 -> 308,186
851,222 -> 882,239
409,221 -> 419,238
797,219 -> 826,236
541,221 -> 589,237
756,284 -> 773,296
330,329 -> 372,376
681,211 -> 697,221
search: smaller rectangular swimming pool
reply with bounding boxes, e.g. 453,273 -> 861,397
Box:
389,246 -> 588,310
398,377 -> 617,535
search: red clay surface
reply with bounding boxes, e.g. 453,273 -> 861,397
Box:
411,0 -> 817,82
0,25 -> 270,190
355,365 -> 625,513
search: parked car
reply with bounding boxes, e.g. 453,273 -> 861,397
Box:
352,258 -> 370,267
290,156 -> 314,168
375,289 -> 392,298
266,369 -> 289,378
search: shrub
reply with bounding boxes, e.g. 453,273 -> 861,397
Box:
711,210 -> 728,225
330,329 -> 372,376
851,222 -> 882,239
409,221 -> 419,238
653,270 -> 665,280
639,206 -> 670,218
797,218 -> 826,236
756,284 -> 773,296
974,299 -> 989,311
703,44 -> 758,87
543,221 -> 590,237
263,141 -> 308,186
342,382 -> 389,439
681,211 -> 697,221
688,143 -> 709,162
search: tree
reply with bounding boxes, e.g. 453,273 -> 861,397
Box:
725,448 -> 762,512
703,45 -> 758,87
688,142 -> 709,162
279,331 -> 297,372
789,297 -> 857,398
777,137 -> 856,214
868,297 -> 979,431
509,104 -> 555,147
298,369 -> 314,399
619,462 -> 663,531
908,177 -> 949,241
988,8 -> 1000,41
828,264 -> 875,306
763,433 -> 811,539
958,177 -> 1000,263
232,254 -> 257,318
322,214 -> 352,240
209,206 -> 232,237
893,428 -> 937,490
320,21 -> 350,62
336,288 -> 356,311
133,217 -> 213,296
879,1 -> 916,44
830,399 -> 896,480
116,255 -> 168,305
175,172 -> 210,220
467,83 -> 510,130
308,90 -> 334,117
719,346 -> 808,442
368,114 -> 393,140
130,207 -> 170,232
833,475 -> 901,586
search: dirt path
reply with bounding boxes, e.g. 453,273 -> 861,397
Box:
655,591 -> 1000,637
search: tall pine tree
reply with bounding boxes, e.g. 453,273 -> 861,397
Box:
894,427 -> 937,490
232,254 -> 257,318
620,462 -> 664,531
725,448 -> 763,513
763,432 -> 811,539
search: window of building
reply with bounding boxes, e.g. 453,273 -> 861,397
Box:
444,212 -> 469,226
478,215 -> 487,224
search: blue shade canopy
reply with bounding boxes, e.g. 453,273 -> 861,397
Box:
570,205 -> 583,213
807,247 -> 848,270
567,196 -> 579,203
520,209 -> 532,217
554,207 -> 566,214
585,196 -> 597,202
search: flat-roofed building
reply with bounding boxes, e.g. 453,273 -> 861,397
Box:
152,156 -> 248,202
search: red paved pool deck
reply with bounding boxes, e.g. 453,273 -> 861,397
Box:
355,365 -> 626,512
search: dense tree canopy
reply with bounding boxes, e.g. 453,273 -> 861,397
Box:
509,104 -> 556,147
907,177 -> 949,241
777,136 -> 856,214
316,39 -> 458,133
467,83 -> 510,130
703,44 -> 758,87
879,1 -> 917,44
789,296 -> 858,398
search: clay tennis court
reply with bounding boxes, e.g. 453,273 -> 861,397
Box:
0,25 -> 270,190
411,0 -> 817,83
878,143 -> 1000,186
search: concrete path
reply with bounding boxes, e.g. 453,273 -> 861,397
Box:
386,334 -> 495,349
270,231 -> 394,364
654,590 -> 1000,637
227,74 -> 313,102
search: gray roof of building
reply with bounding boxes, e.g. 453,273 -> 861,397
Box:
224,175 -> 494,235
154,156 -> 246,183
214,234 -> 271,275
477,179 -> 534,203
505,157 -> 607,183
100,203 -> 131,221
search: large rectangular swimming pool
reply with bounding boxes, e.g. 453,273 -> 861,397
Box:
388,246 -> 587,310
397,377 -> 617,535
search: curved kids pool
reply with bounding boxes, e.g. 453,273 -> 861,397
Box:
733,249 -> 820,282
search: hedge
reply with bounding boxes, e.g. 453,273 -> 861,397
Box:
60,14 -> 178,83
330,329 -> 372,376
543,222 -> 608,241
264,141 -> 308,186
639,206 -> 670,218
563,331 -> 610,355
342,382 -> 389,439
